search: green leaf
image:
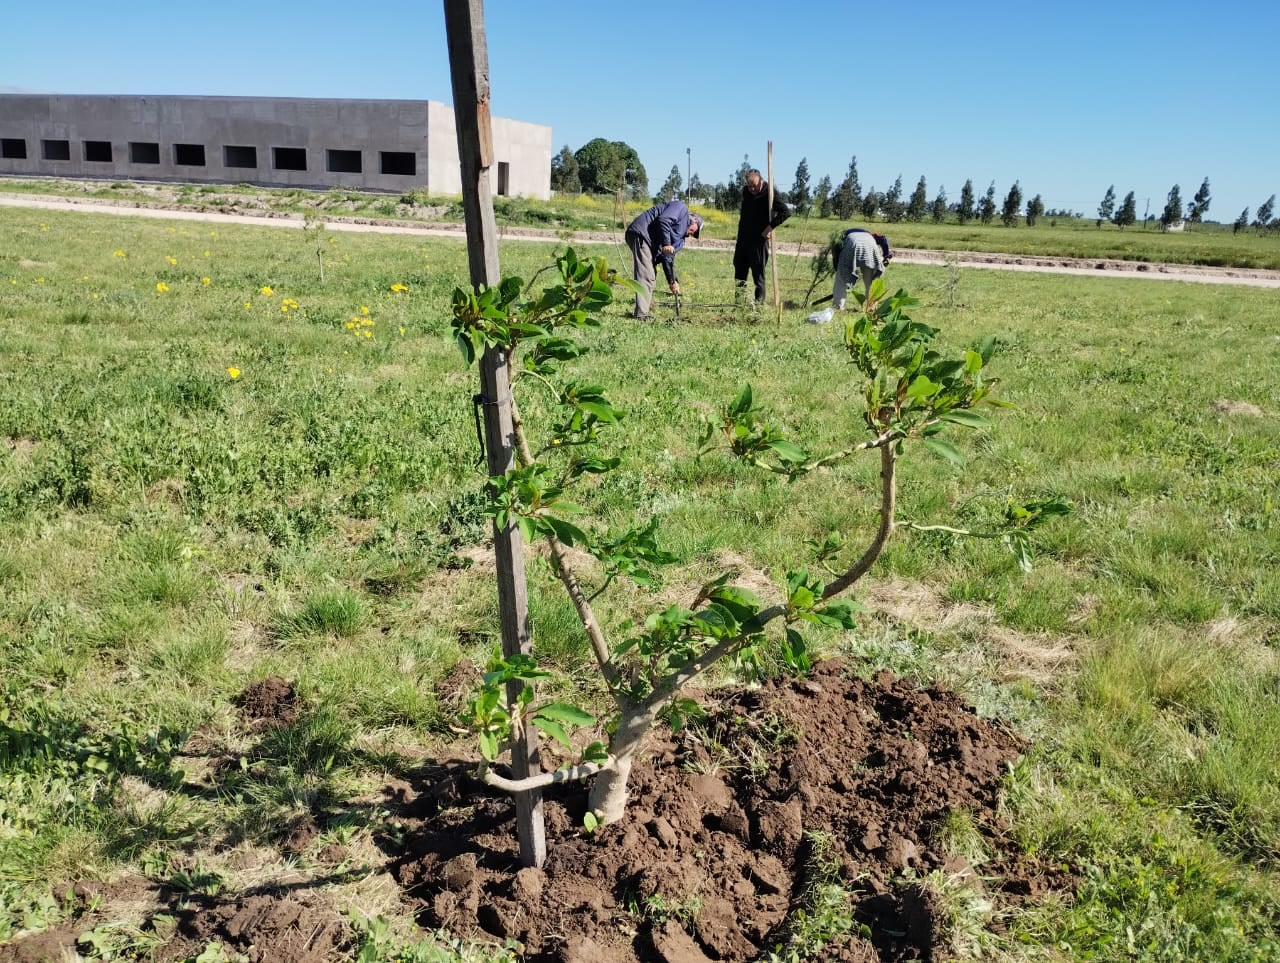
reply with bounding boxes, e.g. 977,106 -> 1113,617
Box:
579,401 -> 622,424
922,437 -> 966,468
729,384 -> 753,416
478,730 -> 499,762
815,600 -> 861,628
938,409 -> 992,429
454,332 -> 475,367
583,811 -> 600,833
582,741 -> 610,764
767,439 -> 808,463
531,717 -> 572,750
543,514 -> 590,547
536,703 -> 596,727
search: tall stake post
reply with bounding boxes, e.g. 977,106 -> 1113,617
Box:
443,0 -> 546,869
767,140 -> 781,323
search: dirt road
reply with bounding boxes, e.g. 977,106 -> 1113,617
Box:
5,192 -> 1279,289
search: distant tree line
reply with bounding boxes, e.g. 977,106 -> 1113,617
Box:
551,141 -> 1279,234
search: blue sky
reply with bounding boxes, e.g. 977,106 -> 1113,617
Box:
4,0 -> 1278,221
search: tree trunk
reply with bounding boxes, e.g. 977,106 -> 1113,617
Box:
587,700 -> 661,824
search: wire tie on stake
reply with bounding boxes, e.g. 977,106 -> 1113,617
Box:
471,393 -> 499,471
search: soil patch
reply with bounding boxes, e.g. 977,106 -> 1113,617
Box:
388,661 -> 1059,961
235,675 -> 300,729
5,662 -> 1068,963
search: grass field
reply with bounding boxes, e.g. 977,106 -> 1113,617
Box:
2,205 -> 1280,960
4,175 -> 1280,271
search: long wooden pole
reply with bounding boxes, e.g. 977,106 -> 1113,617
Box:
767,140 -> 781,324
443,0 -> 546,870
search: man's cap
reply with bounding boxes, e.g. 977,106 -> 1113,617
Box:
690,214 -> 703,239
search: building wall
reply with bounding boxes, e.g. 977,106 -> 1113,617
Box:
0,94 -> 551,199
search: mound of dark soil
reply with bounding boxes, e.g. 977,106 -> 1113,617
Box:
3,661 -> 1067,963
388,661 -> 1052,962
235,675 -> 300,729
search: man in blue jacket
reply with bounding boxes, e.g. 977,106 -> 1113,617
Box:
624,200 -> 703,320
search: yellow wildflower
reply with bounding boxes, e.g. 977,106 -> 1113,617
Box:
165,256 -> 178,265
155,282 -> 169,292
40,224 -> 48,232
203,250 -> 210,257
92,293 -> 101,300
244,301 -> 252,310
398,326 -> 405,335
227,367 -> 241,380
113,249 -> 127,258
260,286 -> 274,296
201,277 -> 211,286
360,306 -> 370,315
390,283 -> 409,293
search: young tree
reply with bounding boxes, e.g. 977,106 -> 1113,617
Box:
1187,177 -> 1211,224
449,250 -> 1068,827
1160,184 -> 1183,230
930,185 -> 948,224
1114,191 -> 1137,229
882,175 -> 905,222
658,165 -> 682,202
1025,193 -> 1044,227
842,155 -> 861,210
1000,181 -> 1023,227
791,157 -> 812,212
906,175 -> 928,222
814,175 -> 834,217
832,180 -> 854,220
550,145 -> 581,194
1253,194 -> 1275,232
978,181 -> 997,225
1097,185 -> 1115,228
957,179 -> 975,225
860,188 -> 880,220
686,173 -> 705,204
1233,207 -> 1250,234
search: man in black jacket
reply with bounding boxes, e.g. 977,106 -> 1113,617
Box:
734,168 -> 790,308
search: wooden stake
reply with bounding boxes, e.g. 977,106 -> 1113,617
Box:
443,0 -> 547,870
767,140 -> 781,324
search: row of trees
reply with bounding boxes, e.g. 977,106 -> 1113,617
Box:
551,142 -> 1279,234
785,156 -> 1047,227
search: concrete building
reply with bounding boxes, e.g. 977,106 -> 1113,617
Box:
0,94 -> 551,199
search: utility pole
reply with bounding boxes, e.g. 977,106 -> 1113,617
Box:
686,147 -> 691,202
443,0 -> 547,870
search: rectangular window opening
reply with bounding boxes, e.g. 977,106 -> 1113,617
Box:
174,143 -> 206,166
326,149 -> 362,174
379,151 -> 415,176
223,145 -> 258,169
497,161 -> 510,196
42,139 -> 71,162
83,140 -> 112,162
129,141 -> 160,165
2,138 -> 29,159
272,146 -> 307,171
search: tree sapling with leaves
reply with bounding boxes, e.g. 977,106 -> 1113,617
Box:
449,251 -> 1068,827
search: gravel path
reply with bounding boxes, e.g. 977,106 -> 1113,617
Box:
5,192 -> 1279,289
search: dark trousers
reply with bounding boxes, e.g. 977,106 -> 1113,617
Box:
733,239 -> 768,302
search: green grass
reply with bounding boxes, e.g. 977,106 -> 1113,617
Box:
2,205 -> 1280,959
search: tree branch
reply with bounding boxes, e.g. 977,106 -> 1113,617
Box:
822,442 -> 896,600
480,757 -> 615,793
509,392 -> 619,687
